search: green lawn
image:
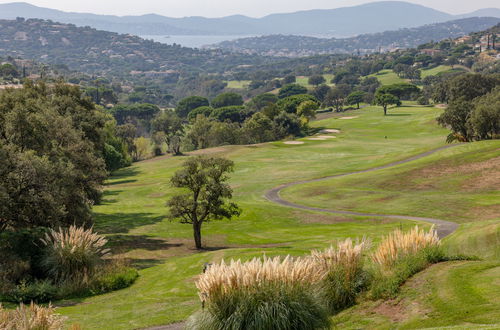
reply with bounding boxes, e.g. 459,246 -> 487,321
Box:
55,105 -> 498,329
225,80 -> 251,89
296,74 -> 335,88
369,69 -> 408,85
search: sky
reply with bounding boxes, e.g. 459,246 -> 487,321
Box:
0,0 -> 498,17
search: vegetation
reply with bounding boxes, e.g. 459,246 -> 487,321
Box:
0,303 -> 67,330
167,156 -> 241,249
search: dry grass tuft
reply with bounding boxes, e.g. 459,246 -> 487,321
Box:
0,302 -> 65,330
197,255 -> 324,303
41,225 -> 109,282
372,226 -> 440,267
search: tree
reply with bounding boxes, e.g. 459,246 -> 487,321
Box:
246,93 -> 278,112
374,92 -> 400,115
167,156 -> 241,249
210,106 -> 246,123
469,87 -> 500,140
0,81 -> 107,232
176,96 -> 209,118
151,111 -> 184,155
278,84 -> 308,99
277,94 -> 319,114
346,91 -> 365,109
188,106 -> 214,121
312,84 -> 331,103
283,75 -> 296,84
308,75 -> 326,86
211,93 -> 244,109
297,100 -> 319,122
324,87 -> 347,112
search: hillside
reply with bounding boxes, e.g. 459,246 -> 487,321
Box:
0,18 -> 271,76
213,17 -> 500,57
0,1 -> 499,37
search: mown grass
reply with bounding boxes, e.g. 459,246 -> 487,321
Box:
225,80 -> 251,89
296,74 -> 335,88
283,141 -> 500,223
332,220 -> 500,329
368,69 -> 408,85
56,105 -> 472,329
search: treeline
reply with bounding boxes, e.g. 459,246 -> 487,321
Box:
435,73 -> 500,141
0,82 -> 137,303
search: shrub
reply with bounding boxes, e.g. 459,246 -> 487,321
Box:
311,238 -> 369,313
190,256 -> 330,330
0,302 -> 65,330
40,226 -> 109,283
3,280 -> 58,304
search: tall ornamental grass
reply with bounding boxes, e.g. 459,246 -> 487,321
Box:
0,303 -> 65,330
371,226 -> 440,267
40,225 -> 110,282
312,238 -> 369,313
188,256 -> 330,330
370,226 -> 444,299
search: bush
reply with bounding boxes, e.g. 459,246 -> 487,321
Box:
3,280 -> 58,304
40,226 -> 109,283
90,265 -> 139,295
190,256 -> 330,330
0,302 -> 65,330
312,239 -> 369,313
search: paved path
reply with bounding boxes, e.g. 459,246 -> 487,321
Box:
265,144 -> 462,238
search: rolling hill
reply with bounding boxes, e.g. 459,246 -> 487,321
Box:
212,17 -> 500,57
0,1 -> 499,37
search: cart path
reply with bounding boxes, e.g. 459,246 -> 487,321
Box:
265,144 -> 463,238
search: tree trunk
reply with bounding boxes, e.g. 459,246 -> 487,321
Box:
357,102 -> 360,109
193,221 -> 202,249
383,106 -> 387,116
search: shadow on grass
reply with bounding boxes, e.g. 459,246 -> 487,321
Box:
94,212 -> 165,234
107,235 -> 183,252
105,179 -> 137,186
386,113 -> 412,116
98,190 -> 123,205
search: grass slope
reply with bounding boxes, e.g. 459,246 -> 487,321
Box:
57,105 -> 485,329
369,69 -> 408,85
282,141 -> 500,223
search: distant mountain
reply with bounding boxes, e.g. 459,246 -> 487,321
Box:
0,18 -> 272,75
459,8 -> 500,19
212,17 -> 500,57
0,1 -> 498,37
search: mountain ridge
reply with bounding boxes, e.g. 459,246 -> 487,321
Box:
0,1 -> 499,36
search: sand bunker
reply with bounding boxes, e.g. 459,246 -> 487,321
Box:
283,141 -> 305,145
307,138 -> 326,141
320,129 -> 341,133
317,135 -> 336,139
339,116 -> 359,120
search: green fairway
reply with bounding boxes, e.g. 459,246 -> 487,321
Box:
296,74 -> 334,87
421,65 -> 467,78
282,141 -> 500,223
225,80 -> 251,89
55,105 -> 497,329
369,69 -> 408,85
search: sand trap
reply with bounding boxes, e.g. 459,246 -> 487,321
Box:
283,141 -> 304,145
317,135 -> 337,139
339,116 -> 359,120
307,138 -> 326,141
321,129 -> 341,133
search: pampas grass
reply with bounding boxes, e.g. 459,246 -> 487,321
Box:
311,238 -> 369,313
0,302 -> 65,330
41,225 -> 109,282
190,255 -> 330,330
371,226 -> 440,267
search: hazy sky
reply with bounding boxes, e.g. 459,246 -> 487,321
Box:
1,0 -> 498,17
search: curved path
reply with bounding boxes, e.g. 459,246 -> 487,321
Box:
265,144 -> 462,238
